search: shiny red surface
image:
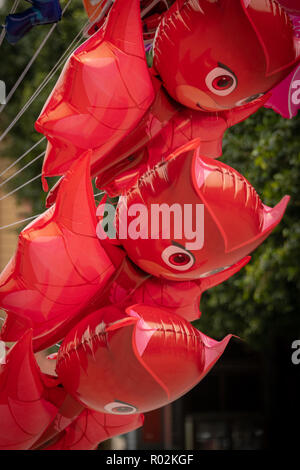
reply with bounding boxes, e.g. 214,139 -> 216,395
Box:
0,154 -> 117,350
35,0 -> 155,189
0,329 -> 143,450
0,331 -> 57,450
118,141 -> 289,279
0,140 -> 289,448
56,304 -> 232,414
154,0 -> 299,111
0,0 -> 296,450
35,0 -> 299,197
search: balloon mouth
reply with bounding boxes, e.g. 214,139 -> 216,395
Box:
196,102 -> 229,112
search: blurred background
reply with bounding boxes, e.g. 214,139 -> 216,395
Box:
0,0 -> 300,450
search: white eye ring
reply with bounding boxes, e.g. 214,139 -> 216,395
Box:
104,401 -> 137,415
161,245 -> 195,271
236,93 -> 264,107
205,67 -> 237,96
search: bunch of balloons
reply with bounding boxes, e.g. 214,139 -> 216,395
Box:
0,0 -> 299,450
4,0 -> 62,44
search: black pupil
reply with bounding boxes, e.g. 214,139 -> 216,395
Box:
217,76 -> 232,88
170,253 -> 190,265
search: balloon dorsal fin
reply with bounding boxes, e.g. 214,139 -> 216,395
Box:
103,0 -> 145,58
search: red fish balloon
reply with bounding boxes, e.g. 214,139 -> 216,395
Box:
0,331 -> 57,450
0,145 -> 290,448
56,304 -> 233,414
35,0 -> 155,191
153,0 -> 299,111
0,153 -> 119,351
121,257 -> 251,322
0,141 -> 287,348
35,0 -> 300,198
0,330 -> 143,450
0,0 -> 296,452
117,141 -> 289,280
0,143 -> 250,348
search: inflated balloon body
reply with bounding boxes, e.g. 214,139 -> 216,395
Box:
0,0 -> 297,451
117,142 -> 289,280
5,0 -> 62,44
35,0 -> 300,200
0,330 -> 143,449
0,141 -> 290,449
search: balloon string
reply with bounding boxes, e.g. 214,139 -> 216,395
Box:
0,0 -> 21,48
0,0 -> 164,142
85,0 -> 112,34
0,151 -> 45,188
140,0 -> 169,18
0,213 -> 42,230
0,0 -> 73,114
0,137 -> 46,178
0,0 -> 146,206
0,173 -> 42,202
0,1 -> 108,188
0,0 -> 107,143
0,191 -> 106,230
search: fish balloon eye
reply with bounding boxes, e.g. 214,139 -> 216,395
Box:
205,67 -> 237,96
236,93 -> 264,107
104,401 -> 137,415
162,245 -> 195,271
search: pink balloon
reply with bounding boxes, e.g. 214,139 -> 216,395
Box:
265,62 -> 300,118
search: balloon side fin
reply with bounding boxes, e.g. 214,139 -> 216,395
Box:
197,332 -> 234,382
199,256 -> 251,293
228,195 -> 290,255
54,151 -> 97,236
226,93 -> 270,127
261,195 -> 290,231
